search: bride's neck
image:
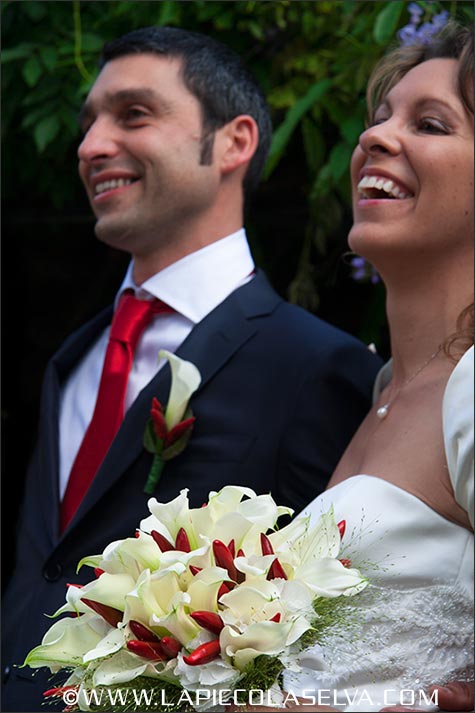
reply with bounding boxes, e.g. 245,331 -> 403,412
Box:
384,275 -> 470,382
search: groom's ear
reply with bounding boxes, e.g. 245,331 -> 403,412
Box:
214,115 -> 259,178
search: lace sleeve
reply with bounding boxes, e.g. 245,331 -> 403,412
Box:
443,346 -> 474,528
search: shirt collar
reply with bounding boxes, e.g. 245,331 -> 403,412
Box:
117,229 -> 254,323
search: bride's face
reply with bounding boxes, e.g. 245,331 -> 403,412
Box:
348,58 -> 474,265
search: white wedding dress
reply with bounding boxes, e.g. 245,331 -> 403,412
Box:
284,347 -> 474,712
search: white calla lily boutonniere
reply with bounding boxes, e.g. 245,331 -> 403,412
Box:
143,350 -> 201,494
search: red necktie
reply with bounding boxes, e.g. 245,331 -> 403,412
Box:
60,292 -> 173,532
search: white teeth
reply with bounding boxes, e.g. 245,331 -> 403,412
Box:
357,175 -> 410,199
94,178 -> 133,195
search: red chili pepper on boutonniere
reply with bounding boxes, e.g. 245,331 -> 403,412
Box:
143,350 -> 201,494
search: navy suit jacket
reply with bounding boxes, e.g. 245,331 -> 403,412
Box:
1,271 -> 382,711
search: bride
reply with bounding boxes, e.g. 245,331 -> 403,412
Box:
254,20 -> 473,713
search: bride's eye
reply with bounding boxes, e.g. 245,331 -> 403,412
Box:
366,117 -> 388,130
418,117 -> 449,134
367,100 -> 391,127
368,110 -> 390,127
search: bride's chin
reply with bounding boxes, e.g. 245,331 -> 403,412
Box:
347,226 -> 377,259
348,223 -> 397,260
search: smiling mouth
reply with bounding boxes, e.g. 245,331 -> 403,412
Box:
94,178 -> 138,197
357,175 -> 413,200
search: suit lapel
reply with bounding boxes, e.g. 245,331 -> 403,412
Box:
52,307 -> 113,380
33,359 -> 63,549
38,308 -> 113,543
63,272 -> 281,531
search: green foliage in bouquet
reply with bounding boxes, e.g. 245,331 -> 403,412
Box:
234,654 -> 284,705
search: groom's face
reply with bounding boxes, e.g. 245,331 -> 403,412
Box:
77,53 -> 222,259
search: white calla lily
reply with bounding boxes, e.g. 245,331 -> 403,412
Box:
278,580 -> 315,615
25,613 -> 109,670
267,514 -> 310,552
189,510 -> 254,548
234,553 -> 276,578
193,486 -> 291,540
159,542 -> 210,570
77,553 -> 103,572
143,488 -> 190,542
159,350 -> 201,430
238,493 -> 293,527
92,649 -> 161,686
187,487 -> 292,554
187,566 -> 230,612
219,580 -> 281,621
202,485 -> 257,513
77,572 -> 136,612
220,619 -> 308,670
101,535 -> 162,576
52,583 -> 91,617
83,627 -> 125,663
152,598 -> 200,645
295,557 -> 368,597
124,567 -> 183,625
296,506 -> 341,560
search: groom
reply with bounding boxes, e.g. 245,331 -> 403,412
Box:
2,27 -> 382,711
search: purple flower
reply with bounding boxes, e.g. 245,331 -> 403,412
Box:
418,20 -> 437,43
350,256 -> 380,284
398,4 -> 449,47
398,24 -> 419,46
408,2 -> 424,18
432,10 -> 450,29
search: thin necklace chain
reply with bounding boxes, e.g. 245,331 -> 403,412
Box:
376,345 -> 443,420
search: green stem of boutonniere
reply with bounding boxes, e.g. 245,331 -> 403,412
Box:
143,454 -> 165,495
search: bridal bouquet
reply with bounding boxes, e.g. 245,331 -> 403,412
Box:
25,486 -> 368,711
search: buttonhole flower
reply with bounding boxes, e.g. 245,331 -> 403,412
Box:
143,350 -> 201,494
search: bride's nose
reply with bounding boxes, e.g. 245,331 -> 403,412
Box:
358,118 -> 402,156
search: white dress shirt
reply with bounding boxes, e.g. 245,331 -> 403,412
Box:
59,230 -> 254,498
